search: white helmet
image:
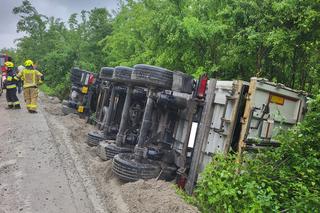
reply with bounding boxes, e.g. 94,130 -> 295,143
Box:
17,65 -> 25,72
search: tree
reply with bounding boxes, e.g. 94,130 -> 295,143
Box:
12,1 -> 113,98
12,0 -> 320,95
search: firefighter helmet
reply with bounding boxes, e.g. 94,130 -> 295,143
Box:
4,61 -> 14,68
24,59 -> 34,67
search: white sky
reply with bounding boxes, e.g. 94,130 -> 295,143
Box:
0,0 -> 119,49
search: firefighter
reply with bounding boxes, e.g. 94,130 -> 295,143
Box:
16,65 -> 25,94
3,61 -> 21,109
17,60 -> 43,113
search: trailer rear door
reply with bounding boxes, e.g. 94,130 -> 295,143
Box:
238,77 -> 307,152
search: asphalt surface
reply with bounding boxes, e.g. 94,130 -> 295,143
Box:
0,93 -> 94,213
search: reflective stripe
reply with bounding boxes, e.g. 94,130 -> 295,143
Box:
7,85 -> 17,89
13,101 -> 20,105
8,102 -> 13,106
6,76 -> 19,81
27,104 -> 37,110
27,104 -> 37,108
27,104 -> 37,107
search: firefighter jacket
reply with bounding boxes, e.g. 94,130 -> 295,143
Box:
17,69 -> 43,88
4,70 -> 19,89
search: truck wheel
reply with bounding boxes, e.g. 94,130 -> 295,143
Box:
105,143 -> 133,160
112,153 -> 161,182
99,67 -> 114,81
112,66 -> 133,84
97,141 -> 133,161
132,64 -> 173,89
87,131 -> 105,146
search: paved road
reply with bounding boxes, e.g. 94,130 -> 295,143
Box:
0,93 -> 94,213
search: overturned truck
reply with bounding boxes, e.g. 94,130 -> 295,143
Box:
81,64 -> 307,193
62,67 -> 99,116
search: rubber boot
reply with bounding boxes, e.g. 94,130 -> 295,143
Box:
14,104 -> 21,109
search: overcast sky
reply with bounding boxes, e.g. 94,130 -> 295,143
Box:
0,0 -> 119,49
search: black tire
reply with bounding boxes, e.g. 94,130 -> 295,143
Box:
112,66 -> 133,84
105,143 -> 133,160
112,153 -> 161,182
132,64 -> 173,89
87,131 -> 105,146
99,67 -> 114,81
97,141 -> 133,161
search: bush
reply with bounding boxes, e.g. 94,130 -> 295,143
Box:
40,79 -> 70,100
189,93 -> 320,212
40,84 -> 56,96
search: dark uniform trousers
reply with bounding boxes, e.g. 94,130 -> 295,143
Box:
6,88 -> 20,108
5,74 -> 20,108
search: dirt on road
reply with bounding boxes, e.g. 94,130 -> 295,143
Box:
0,92 -> 199,213
0,94 -> 95,213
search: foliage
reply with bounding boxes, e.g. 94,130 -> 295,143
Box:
3,0 -> 319,97
188,93 -> 320,212
39,84 -> 57,97
102,0 -> 320,89
6,0 -> 113,97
